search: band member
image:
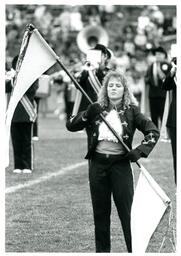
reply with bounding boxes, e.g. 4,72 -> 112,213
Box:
77,43 -> 111,112
145,46 -> 168,128
8,55 -> 38,174
162,57 -> 177,184
66,70 -> 159,252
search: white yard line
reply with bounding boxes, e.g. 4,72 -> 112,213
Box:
6,157 -> 171,194
6,161 -> 87,194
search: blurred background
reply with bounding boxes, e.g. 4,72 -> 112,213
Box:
5,4 -> 176,118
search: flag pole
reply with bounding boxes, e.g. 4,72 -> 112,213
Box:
14,24 -> 35,87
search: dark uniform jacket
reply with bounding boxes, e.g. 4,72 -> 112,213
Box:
162,74 -> 176,128
66,103 -> 160,159
9,80 -> 38,122
145,63 -> 166,99
78,67 -> 109,111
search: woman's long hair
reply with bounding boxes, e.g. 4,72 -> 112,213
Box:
98,70 -> 138,109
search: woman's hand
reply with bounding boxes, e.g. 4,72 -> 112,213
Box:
83,103 -> 102,121
125,148 -> 141,162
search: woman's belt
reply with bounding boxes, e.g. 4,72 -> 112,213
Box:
92,151 -> 127,162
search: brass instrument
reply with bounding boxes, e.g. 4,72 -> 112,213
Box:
76,25 -> 109,54
72,25 -> 109,116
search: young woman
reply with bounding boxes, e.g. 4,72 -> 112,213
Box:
66,70 -> 160,252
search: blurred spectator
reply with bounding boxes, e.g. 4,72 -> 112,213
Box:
34,6 -> 53,35
33,72 -> 51,140
123,25 -> 135,56
127,69 -> 144,110
145,46 -> 168,128
50,70 -> 66,120
145,46 -> 156,65
99,5 -> 115,25
163,11 -> 176,35
69,7 -> 83,31
131,47 -> 148,76
85,6 -> 101,25
112,44 -> 130,73
50,60 -> 80,121
115,55 -> 130,73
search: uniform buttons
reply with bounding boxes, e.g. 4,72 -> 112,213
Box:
93,133 -> 96,137
123,134 -> 129,140
119,110 -> 124,115
95,120 -> 101,125
122,121 -> 128,127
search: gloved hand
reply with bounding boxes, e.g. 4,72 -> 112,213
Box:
125,148 -> 141,162
83,103 -> 102,121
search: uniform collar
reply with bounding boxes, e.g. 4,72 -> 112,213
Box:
108,101 -> 123,112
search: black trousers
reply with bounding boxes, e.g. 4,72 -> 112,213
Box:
89,152 -> 134,252
11,122 -> 33,170
167,126 -> 176,184
149,97 -> 165,128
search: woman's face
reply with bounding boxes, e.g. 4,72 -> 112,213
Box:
107,76 -> 124,102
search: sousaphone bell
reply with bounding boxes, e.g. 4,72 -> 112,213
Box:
76,25 -> 109,54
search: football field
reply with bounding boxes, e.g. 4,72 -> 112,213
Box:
5,114 -> 176,253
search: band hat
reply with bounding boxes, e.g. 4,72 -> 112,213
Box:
107,48 -> 114,59
93,44 -> 112,59
152,46 -> 167,57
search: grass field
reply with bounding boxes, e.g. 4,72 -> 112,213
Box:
5,114 -> 176,253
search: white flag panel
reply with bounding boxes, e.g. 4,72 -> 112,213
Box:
131,165 -> 170,252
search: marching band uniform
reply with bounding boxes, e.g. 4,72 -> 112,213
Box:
77,44 -> 111,112
10,81 -> 38,173
6,56 -> 38,173
7,55 -> 38,174
145,47 -> 168,128
78,67 -> 109,111
162,59 -> 177,183
66,102 -> 159,252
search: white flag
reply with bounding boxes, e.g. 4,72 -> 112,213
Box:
5,25 -> 58,167
131,164 -> 171,252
